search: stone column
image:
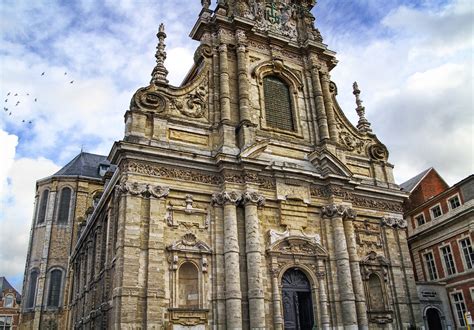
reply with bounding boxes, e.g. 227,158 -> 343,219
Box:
322,204 -> 358,329
218,43 -> 231,123
270,260 -> 284,330
317,259 -> 330,329
309,59 -> 330,141
320,72 -> 338,141
242,192 -> 266,329
235,30 -> 251,126
343,212 -> 368,329
212,191 -> 243,329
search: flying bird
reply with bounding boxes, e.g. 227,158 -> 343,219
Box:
16,101 -> 20,106
14,93 -> 18,96
28,121 -> 32,124
3,107 -> 7,111
4,99 -> 7,102
22,120 -> 25,123
9,112 -> 11,116
26,93 -> 30,96
7,92 -> 10,96
70,80 -> 74,84
34,98 -> 37,102
64,72 -> 67,75
41,72 -> 45,76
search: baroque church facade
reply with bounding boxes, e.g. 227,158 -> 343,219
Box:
21,0 -> 423,329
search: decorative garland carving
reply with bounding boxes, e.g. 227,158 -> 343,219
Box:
311,185 -> 403,213
211,191 -> 242,206
116,182 -> 169,198
339,131 -> 366,154
382,217 -> 407,229
242,191 -> 265,207
321,204 -> 356,219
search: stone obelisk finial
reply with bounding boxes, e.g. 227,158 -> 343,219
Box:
151,23 -> 169,85
353,82 -> 372,133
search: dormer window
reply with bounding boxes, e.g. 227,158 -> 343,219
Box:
448,195 -> 461,210
263,76 -> 295,132
4,294 -> 14,308
99,163 -> 110,177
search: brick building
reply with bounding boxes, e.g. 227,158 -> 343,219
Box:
19,153 -> 113,329
403,168 -> 474,329
0,277 -> 21,329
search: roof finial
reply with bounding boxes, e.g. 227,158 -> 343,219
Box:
353,81 -> 372,133
151,23 -> 169,85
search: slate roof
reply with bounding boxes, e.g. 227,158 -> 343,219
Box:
400,167 -> 433,193
0,277 -> 21,302
53,152 -> 109,179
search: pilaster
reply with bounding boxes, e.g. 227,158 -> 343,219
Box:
212,191 -> 243,329
322,204 -> 358,329
309,57 -> 330,142
320,72 -> 338,141
242,192 -> 266,330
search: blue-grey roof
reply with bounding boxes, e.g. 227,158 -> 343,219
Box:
400,168 -> 433,192
0,277 -> 21,301
54,152 -> 109,179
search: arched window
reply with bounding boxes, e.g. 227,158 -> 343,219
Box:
263,76 -> 295,131
4,294 -> 14,308
27,270 -> 39,308
37,190 -> 49,224
57,187 -> 72,224
367,273 -> 384,311
178,262 -> 199,308
47,269 -> 63,307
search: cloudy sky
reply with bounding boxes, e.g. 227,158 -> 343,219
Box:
0,0 -> 472,291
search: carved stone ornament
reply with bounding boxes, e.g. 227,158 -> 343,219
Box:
321,204 -> 356,219
311,185 -> 404,213
211,191 -> 242,206
116,182 -> 169,198
167,233 -> 212,255
368,143 -> 388,161
360,251 -> 390,282
382,217 -> 407,229
193,44 -> 212,64
267,235 -> 327,258
133,89 -> 168,113
165,195 -> 210,229
170,81 -> 208,119
242,191 -> 265,207
339,131 -> 366,154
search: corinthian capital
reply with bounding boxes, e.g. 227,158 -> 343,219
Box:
211,191 -> 242,206
242,191 -> 265,207
321,204 -> 356,219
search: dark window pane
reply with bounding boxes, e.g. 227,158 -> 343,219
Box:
37,190 -> 49,224
27,271 -> 39,308
264,76 -> 295,131
47,270 -> 62,307
57,188 -> 72,224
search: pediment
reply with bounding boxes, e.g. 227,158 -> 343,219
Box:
308,148 -> 353,178
167,233 -> 212,254
267,232 -> 327,258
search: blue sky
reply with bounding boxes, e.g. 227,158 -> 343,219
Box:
0,0 -> 472,292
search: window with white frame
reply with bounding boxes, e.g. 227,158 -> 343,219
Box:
441,245 -> 456,276
430,204 -> 442,219
448,194 -> 461,210
451,292 -> 467,326
424,252 -> 438,280
415,213 -> 425,226
459,237 -> 474,270
4,295 -> 13,308
0,316 -> 13,330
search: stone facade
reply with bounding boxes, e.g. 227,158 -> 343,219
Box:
25,1 -> 424,329
20,153 -> 110,330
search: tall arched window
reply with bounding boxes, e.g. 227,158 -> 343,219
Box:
178,262 -> 199,308
47,269 -> 63,307
57,187 -> 72,224
27,270 -> 39,308
367,273 -> 384,311
263,76 -> 295,131
37,190 -> 49,224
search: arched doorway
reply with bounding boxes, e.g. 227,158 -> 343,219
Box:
282,268 -> 314,330
426,308 -> 442,330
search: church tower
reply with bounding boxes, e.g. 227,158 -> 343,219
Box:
69,1 -> 423,329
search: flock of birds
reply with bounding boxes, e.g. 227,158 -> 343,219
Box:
3,71 -> 75,125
